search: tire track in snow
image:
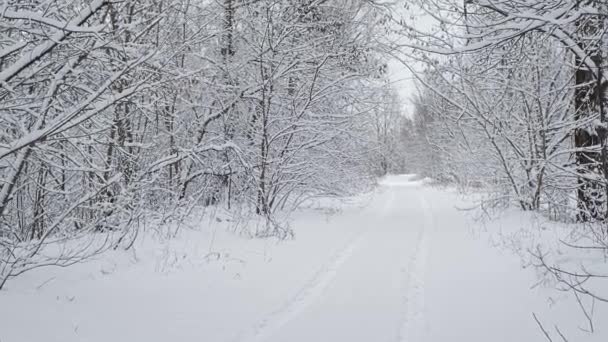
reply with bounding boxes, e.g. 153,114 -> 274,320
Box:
381,184 -> 398,216
398,190 -> 432,342
232,226 -> 368,342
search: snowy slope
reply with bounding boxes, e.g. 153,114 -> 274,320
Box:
0,175 -> 605,341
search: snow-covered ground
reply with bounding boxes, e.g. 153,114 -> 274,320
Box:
1,174 -> 606,341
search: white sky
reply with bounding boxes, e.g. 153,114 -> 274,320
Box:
385,2 -> 438,118
387,57 -> 418,118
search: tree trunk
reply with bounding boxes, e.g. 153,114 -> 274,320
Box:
574,8 -> 605,221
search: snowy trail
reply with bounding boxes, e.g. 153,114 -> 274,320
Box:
236,175 -> 431,342
398,190 -> 431,342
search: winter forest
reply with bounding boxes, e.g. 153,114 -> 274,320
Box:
1,0 -> 608,341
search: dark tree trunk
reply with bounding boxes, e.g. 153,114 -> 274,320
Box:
574,7 -> 606,221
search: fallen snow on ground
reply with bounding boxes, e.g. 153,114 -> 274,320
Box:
0,174 -> 606,341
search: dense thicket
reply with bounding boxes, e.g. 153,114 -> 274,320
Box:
0,0 -> 406,289
399,0 -> 608,221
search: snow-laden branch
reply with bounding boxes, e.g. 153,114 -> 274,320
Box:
0,8 -> 107,33
0,0 -> 107,84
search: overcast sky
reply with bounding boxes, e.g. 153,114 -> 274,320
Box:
385,2 -> 437,118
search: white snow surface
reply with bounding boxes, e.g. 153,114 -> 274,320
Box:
1,174 -> 606,341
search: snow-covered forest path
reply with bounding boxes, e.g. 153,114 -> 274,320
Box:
234,175 -> 431,342
1,175 -> 550,342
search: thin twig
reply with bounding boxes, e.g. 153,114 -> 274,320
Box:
533,313 -> 553,342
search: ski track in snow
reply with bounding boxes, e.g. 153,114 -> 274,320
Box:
232,227 -> 368,342
233,184 -> 399,342
398,190 -> 431,342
